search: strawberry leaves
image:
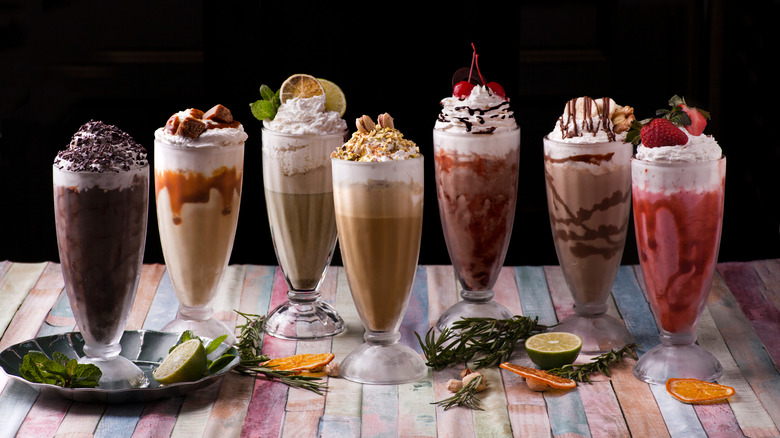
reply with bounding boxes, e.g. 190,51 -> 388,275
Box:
626,95 -> 710,146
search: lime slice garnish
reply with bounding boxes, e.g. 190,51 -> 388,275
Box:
280,73 -> 324,103
524,332 -> 582,370
317,78 -> 347,117
152,338 -> 207,384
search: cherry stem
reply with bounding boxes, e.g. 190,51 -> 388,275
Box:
468,43 -> 476,83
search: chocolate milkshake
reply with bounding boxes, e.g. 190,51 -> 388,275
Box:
543,96 -> 636,353
154,105 -> 246,344
53,120 -> 149,389
332,113 -> 427,385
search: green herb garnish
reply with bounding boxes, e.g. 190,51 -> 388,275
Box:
249,84 -> 281,121
416,316 -> 552,371
433,373 -> 485,411
231,310 -> 328,395
170,330 -> 237,375
19,351 -> 102,388
546,343 -> 637,383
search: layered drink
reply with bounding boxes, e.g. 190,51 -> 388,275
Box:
543,96 -> 636,353
631,96 -> 725,384
433,45 -> 521,330
53,120 -> 149,389
259,74 -> 347,339
332,113 -> 427,384
154,104 -> 246,344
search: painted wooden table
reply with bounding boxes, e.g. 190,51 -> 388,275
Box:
0,260 -> 779,437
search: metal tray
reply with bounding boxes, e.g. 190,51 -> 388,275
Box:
0,330 -> 239,403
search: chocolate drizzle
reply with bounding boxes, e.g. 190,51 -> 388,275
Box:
557,97 -> 616,142
437,101 -> 514,133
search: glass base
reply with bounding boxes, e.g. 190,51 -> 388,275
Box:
436,299 -> 513,332
633,342 -> 723,385
264,300 -> 345,340
80,354 -> 149,390
340,341 -> 428,385
162,316 -> 236,346
553,313 -> 634,354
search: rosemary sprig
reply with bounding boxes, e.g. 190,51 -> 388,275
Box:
546,343 -> 638,383
416,316 -> 551,371
232,310 -> 328,395
433,374 -> 485,411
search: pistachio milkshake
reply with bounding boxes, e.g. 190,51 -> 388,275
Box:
332,113 -> 427,384
154,104 -> 246,344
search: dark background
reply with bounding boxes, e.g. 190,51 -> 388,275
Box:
1,0 -> 777,267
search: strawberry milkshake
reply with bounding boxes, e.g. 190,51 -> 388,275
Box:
630,95 -> 725,384
433,44 -> 521,331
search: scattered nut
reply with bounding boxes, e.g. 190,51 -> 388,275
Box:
461,372 -> 486,392
377,113 -> 394,129
446,378 -> 463,392
325,362 -> 340,377
460,368 -> 474,379
356,115 -> 376,134
526,379 -> 551,392
611,105 -> 635,134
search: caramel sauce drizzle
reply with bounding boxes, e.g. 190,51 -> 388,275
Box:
155,166 -> 242,225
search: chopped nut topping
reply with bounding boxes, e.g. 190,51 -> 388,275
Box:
611,105 -> 636,134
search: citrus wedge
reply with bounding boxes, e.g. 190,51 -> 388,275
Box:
525,332 -> 582,370
153,339 -> 207,384
317,78 -> 347,117
666,378 -> 735,404
500,362 -> 577,391
280,74 -> 324,103
263,353 -> 335,374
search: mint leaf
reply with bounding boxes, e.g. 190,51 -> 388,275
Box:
208,353 -> 236,375
250,84 -> 281,121
205,335 -> 228,355
19,351 -> 102,388
259,84 -> 275,101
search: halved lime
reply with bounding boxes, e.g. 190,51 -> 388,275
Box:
317,78 -> 347,117
152,338 -> 207,384
525,332 -> 582,370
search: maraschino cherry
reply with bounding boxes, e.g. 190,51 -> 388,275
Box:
452,43 -> 506,100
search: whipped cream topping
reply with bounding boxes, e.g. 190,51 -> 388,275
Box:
155,106 -> 248,148
636,128 -> 722,162
435,85 -> 516,134
548,96 -> 634,143
54,120 -> 147,172
263,95 -> 347,135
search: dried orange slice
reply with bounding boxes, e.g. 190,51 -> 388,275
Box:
263,353 -> 334,374
500,362 -> 576,391
280,74 -> 324,103
666,378 -> 735,404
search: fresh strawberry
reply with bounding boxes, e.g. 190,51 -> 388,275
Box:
639,118 -> 689,148
679,104 -> 708,136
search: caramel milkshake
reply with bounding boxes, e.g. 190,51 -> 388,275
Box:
154,104 -> 246,344
543,96 -> 635,353
332,113 -> 427,384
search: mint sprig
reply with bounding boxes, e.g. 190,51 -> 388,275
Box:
20,351 -> 102,388
249,84 -> 281,121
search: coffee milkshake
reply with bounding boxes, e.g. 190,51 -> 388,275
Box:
53,120 -> 149,388
154,104 -> 246,342
543,96 -> 636,353
332,113 -> 427,384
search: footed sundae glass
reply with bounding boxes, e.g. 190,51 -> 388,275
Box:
434,128 -> 521,331
261,128 -> 345,339
53,163 -> 150,389
155,139 -> 244,346
332,157 -> 428,384
631,157 -> 726,384
543,137 -> 634,353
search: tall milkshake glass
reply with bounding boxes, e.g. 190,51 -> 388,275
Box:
543,137 -> 634,353
261,128 -> 346,339
434,128 -> 520,331
632,157 -> 726,384
53,121 -> 149,389
154,106 -> 246,345
332,114 -> 427,384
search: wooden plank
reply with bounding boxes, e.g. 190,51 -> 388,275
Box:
211,264 -> 247,334
398,372 -> 437,438
40,287 -> 75,335
426,265 -> 458,327
0,260 -> 11,279
241,267 -> 296,437
433,366 -> 476,438
0,262 -> 47,338
169,380 -> 224,438
472,366 -> 513,438
132,397 -> 184,438
514,266 -> 557,326
126,264 -> 165,330
494,266 -> 524,316
717,262 -> 780,367
319,268 -> 363,437
142,269 -> 180,331
15,395 -> 71,438
752,259 -> 780,310
54,401 -> 106,435
94,403 -> 146,438
0,380 -> 43,438
707,271 -> 780,428
281,339 -> 330,438
400,266 -> 429,355
362,384 -> 399,437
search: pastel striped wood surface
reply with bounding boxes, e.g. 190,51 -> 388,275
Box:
0,260 -> 778,438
